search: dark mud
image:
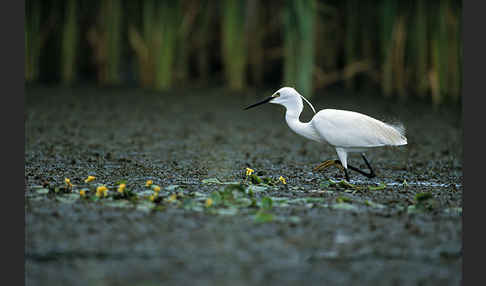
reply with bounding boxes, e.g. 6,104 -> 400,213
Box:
25,86 -> 462,286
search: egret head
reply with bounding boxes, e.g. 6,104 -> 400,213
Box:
244,87 -> 316,114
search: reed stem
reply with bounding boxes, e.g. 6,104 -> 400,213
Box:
61,0 -> 77,85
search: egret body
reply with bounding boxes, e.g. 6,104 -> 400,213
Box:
244,87 -> 407,181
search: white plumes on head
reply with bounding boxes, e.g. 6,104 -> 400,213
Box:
300,95 -> 316,114
279,87 -> 316,114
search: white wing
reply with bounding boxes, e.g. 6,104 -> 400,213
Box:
311,109 -> 407,148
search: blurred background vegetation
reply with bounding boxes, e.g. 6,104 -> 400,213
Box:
25,0 -> 462,105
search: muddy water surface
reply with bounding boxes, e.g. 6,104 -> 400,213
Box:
25,86 -> 462,286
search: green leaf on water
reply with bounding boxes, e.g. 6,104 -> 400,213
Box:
287,216 -> 301,224
368,182 -> 387,191
320,181 -> 331,188
261,196 -> 273,210
152,205 -> 167,212
55,193 -> 79,204
136,201 -> 155,212
224,184 -> 246,193
288,197 -> 318,205
181,198 -> 202,211
202,178 -> 222,184
212,207 -> 239,216
138,190 -> 154,197
234,197 -> 253,208
165,185 -> 180,191
328,179 -> 361,190
202,178 -> 239,185
220,181 -> 241,185
364,200 -> 386,209
247,185 -> 267,193
220,189 -> 235,202
305,197 -> 326,203
192,191 -> 207,197
415,192 -> 433,202
407,205 -> 420,214
254,210 -> 274,223
103,200 -> 131,208
328,179 -> 338,184
261,177 -> 275,185
336,196 -> 352,203
414,195 -> 439,212
444,207 -> 462,215
210,191 -> 222,204
216,184 -> 247,206
35,188 -> 50,195
339,180 -> 360,189
332,202 -> 357,211
269,197 -> 290,207
250,174 -> 263,184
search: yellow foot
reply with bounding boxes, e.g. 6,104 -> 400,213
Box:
313,160 -> 345,172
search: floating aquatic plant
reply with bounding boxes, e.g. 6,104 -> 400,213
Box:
117,183 -> 126,193
96,185 -> 108,198
84,176 -> 96,183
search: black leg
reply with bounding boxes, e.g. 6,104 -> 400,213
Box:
347,164 -> 375,178
334,159 -> 376,179
313,157 -> 374,180
344,168 -> 350,181
360,154 -> 376,178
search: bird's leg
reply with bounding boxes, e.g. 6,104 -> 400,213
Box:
346,165 -> 375,178
344,154 -> 376,178
313,160 -> 345,172
313,160 -> 348,181
344,168 -> 350,182
361,154 -> 376,178
313,155 -> 375,180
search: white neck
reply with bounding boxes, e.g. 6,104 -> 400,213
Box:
284,107 -> 320,142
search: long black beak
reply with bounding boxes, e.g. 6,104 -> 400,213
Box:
244,96 -> 273,110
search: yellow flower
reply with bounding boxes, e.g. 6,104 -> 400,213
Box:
168,194 -> 177,202
145,180 -> 153,187
96,185 -> 108,197
117,183 -> 126,193
79,190 -> 86,197
205,198 -> 213,208
64,178 -> 73,188
149,194 -> 156,201
84,176 -> 96,183
152,185 -> 161,192
246,168 -> 254,176
96,185 -> 108,192
279,176 -> 287,185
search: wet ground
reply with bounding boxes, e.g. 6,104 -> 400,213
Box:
25,86 -> 462,286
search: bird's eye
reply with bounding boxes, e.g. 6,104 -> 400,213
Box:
274,92 -> 280,98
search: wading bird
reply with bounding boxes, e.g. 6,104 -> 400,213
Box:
244,87 -> 407,181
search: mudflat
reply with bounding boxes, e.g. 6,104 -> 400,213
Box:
25,86 -> 462,286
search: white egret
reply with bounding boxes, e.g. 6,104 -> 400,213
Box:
244,87 -> 407,181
